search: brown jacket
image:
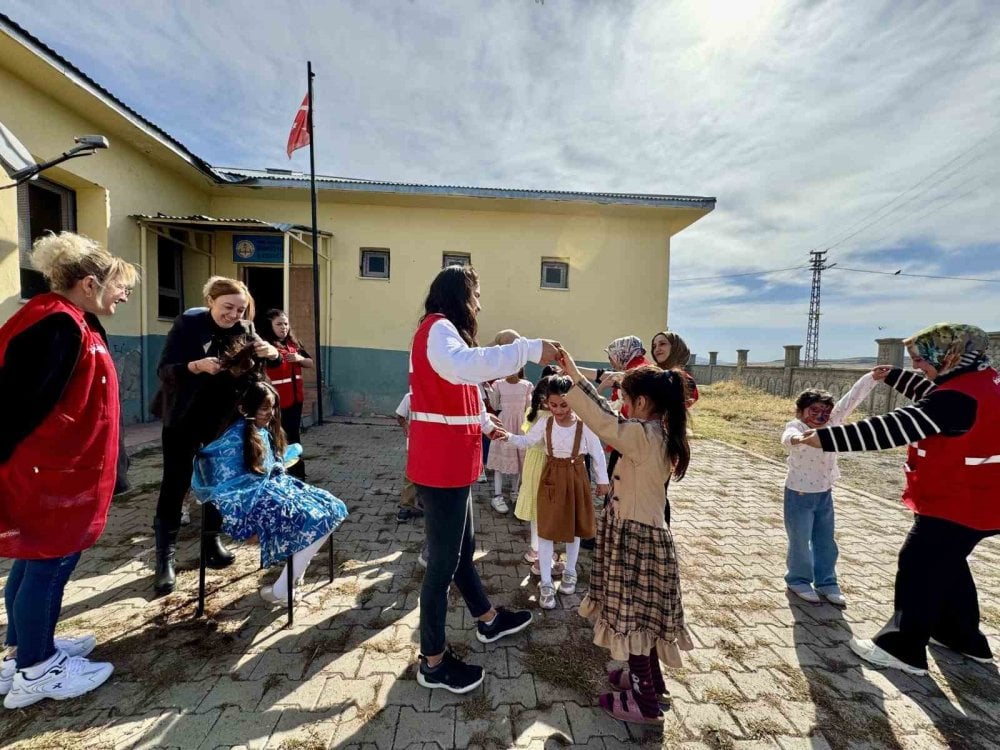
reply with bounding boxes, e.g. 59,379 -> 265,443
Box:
565,378 -> 672,529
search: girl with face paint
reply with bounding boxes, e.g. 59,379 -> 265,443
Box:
779,370 -> 886,606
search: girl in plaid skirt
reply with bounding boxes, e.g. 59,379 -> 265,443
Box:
557,349 -> 694,726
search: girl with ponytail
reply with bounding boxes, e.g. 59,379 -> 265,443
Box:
554,349 -> 693,727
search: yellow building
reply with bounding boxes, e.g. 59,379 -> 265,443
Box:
0,14 -> 715,422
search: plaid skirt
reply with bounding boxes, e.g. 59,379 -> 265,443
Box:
579,507 -> 693,666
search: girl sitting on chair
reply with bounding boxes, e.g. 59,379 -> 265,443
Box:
192,381 -> 348,605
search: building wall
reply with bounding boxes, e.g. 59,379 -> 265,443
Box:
209,193 -> 673,414
0,64 -> 209,421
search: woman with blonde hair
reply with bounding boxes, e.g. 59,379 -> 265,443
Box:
0,232 -> 136,708
151,275 -> 280,594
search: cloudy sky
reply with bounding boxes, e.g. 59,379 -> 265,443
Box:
7,0 -> 999,362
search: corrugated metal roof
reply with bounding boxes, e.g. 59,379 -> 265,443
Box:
132,213 -> 333,236
2,13 -> 716,211
216,168 -> 717,209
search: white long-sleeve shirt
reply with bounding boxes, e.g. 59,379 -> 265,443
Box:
423,318 -> 543,435
508,416 -> 610,484
781,372 -> 878,492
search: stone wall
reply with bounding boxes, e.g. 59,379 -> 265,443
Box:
690,331 -> 1000,415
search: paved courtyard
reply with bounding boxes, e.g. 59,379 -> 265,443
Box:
2,419 -> 1000,749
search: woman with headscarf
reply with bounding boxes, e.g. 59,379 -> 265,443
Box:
650,331 -> 699,407
794,323 -> 1000,676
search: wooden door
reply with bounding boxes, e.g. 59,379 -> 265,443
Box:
289,266 -> 319,422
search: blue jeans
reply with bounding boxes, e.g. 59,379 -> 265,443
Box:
3,553 -> 82,668
783,488 -> 838,590
417,484 -> 491,656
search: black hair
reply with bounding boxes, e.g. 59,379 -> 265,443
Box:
237,381 -> 288,475
621,365 -> 691,480
261,308 -> 301,347
527,375 -> 552,422
421,265 -> 479,346
545,375 -> 573,398
540,365 -> 560,378
795,389 -> 835,413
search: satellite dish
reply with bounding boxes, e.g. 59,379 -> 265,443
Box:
0,121 -> 36,180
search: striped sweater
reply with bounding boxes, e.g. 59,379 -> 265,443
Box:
816,367 -> 977,453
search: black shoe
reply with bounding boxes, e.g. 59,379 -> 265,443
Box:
580,537 -> 596,550
476,607 -> 532,644
153,519 -> 177,595
929,637 -> 995,664
396,507 -> 412,522
203,534 -> 236,569
416,650 -> 484,694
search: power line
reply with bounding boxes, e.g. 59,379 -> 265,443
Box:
672,265 -> 807,282
830,266 -> 1000,283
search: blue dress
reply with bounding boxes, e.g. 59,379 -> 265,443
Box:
191,421 -> 348,568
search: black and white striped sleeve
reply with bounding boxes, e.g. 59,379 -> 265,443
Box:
816,389 -> 977,453
884,367 -> 936,401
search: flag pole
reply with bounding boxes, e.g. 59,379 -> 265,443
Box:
306,60 -> 324,425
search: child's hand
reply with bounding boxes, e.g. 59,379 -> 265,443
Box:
596,483 -> 610,497
488,413 -> 503,429
871,365 -> 893,382
555,346 -> 583,381
491,425 -> 510,441
790,430 -> 822,448
598,371 -> 623,390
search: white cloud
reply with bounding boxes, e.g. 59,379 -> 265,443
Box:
5,0 -> 999,360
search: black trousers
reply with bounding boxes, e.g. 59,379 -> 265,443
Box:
874,514 -> 998,669
154,425 -> 223,536
281,401 -> 306,480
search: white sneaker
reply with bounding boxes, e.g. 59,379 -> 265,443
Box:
417,552 -> 428,569
539,583 -> 557,610
180,502 -> 191,526
531,560 -> 565,577
0,634 -> 97,696
560,572 -> 578,596
259,585 -> 299,606
3,651 -> 113,709
817,588 -> 847,607
788,585 -> 822,604
477,472 -> 487,484
490,495 -> 509,514
928,638 -> 995,664
849,638 -> 928,676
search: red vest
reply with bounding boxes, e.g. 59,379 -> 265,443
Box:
269,340 -> 306,407
902,367 -> 1000,530
0,293 -> 120,558
406,314 -> 482,487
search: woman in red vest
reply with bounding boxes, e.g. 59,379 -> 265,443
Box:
263,309 -> 313,479
795,323 -> 1000,676
0,232 -> 136,709
409,265 -> 559,693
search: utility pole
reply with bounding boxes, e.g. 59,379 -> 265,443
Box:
804,250 -> 836,367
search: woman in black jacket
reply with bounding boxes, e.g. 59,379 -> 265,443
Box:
151,276 -> 279,594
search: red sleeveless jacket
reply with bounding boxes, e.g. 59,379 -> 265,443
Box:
0,293 -> 120,558
268,340 -> 306,407
902,367 -> 1000,530
406,314 -> 482,487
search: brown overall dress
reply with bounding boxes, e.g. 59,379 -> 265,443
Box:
536,417 -> 596,543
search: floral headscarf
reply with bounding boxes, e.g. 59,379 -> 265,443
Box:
605,335 -> 646,371
905,323 -> 991,376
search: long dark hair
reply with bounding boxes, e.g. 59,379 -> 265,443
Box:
238,381 -> 288,475
262,308 -> 302,347
621,365 -> 690,479
527,376 -> 552,423
421,265 -> 479,346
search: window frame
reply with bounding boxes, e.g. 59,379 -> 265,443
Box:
442,252 -> 471,269
16,177 -> 77,300
360,248 -> 391,279
156,229 -> 185,320
540,259 -> 569,290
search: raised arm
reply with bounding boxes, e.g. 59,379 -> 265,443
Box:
427,319 -> 545,385
829,372 -> 878,426
883,367 -> 937,401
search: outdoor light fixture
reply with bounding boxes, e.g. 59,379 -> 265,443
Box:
0,121 -> 109,189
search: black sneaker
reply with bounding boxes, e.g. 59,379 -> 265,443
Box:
396,507 -> 412,522
416,650 -> 484,694
929,637 -> 995,664
476,607 -> 532,644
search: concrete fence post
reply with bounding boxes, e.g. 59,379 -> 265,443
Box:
783,345 -> 802,397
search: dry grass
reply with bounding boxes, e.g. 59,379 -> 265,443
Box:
521,641 -> 607,698
692,380 -> 904,500
702,686 -> 747,709
460,692 -> 492,720
744,717 -> 786,740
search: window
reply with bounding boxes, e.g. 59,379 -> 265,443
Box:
157,230 -> 185,319
16,178 -> 77,299
540,260 -> 569,289
442,252 -> 471,269
361,248 -> 390,279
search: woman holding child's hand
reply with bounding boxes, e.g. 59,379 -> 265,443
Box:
791,366 -> 892,448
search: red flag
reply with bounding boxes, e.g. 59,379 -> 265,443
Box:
286,94 -> 310,158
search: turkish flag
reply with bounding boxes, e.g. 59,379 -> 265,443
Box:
286,94 -> 310,158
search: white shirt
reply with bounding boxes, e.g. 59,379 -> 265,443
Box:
782,373 -> 878,492
395,393 -> 411,420
424,319 -> 543,435
508,416 -> 610,484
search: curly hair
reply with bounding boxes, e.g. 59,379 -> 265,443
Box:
31,231 -> 138,293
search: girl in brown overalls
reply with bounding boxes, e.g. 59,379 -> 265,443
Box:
506,376 -> 609,609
